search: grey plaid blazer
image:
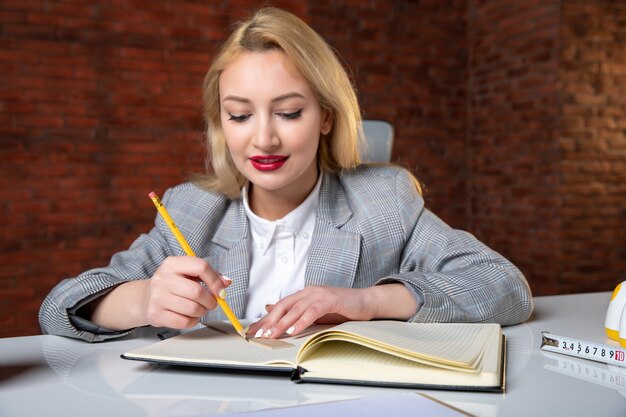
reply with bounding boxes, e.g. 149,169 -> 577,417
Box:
39,165 -> 533,342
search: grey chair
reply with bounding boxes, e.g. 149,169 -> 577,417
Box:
360,120 -> 394,163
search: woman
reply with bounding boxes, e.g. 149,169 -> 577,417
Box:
39,7 -> 532,342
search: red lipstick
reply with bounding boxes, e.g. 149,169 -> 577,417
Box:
249,155 -> 289,171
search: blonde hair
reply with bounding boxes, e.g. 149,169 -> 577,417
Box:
194,7 -> 362,198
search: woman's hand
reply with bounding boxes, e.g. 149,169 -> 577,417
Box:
87,256 -> 230,331
138,256 -> 231,329
247,283 -> 417,339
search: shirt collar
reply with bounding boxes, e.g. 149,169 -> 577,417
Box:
242,175 -> 322,254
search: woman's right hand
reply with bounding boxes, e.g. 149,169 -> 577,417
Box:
87,256 -> 231,330
139,256 -> 231,329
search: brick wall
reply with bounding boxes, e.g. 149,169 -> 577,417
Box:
559,0 -> 626,293
466,0 -> 626,295
1,1 -> 221,337
0,1 -> 624,338
467,0 -> 563,293
309,0 -> 469,228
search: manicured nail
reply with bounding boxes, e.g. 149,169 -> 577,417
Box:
221,274 -> 232,282
286,326 -> 295,335
219,288 -> 227,299
263,329 -> 272,338
254,328 -> 264,338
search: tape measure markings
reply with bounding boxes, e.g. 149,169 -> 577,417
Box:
540,332 -> 626,367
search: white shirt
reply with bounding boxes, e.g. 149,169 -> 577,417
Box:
242,176 -> 322,320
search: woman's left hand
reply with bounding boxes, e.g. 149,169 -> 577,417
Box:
247,283 -> 417,339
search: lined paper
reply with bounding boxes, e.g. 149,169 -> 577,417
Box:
298,322 -> 499,369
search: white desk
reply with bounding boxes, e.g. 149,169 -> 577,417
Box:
1,292 -> 625,416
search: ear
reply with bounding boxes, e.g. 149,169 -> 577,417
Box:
320,109 -> 333,135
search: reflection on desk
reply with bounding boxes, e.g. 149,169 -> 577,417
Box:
0,292 -> 624,417
541,351 -> 626,397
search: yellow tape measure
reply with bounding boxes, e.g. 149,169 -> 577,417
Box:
541,332 -> 626,367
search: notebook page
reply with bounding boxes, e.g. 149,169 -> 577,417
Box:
299,339 -> 500,387
298,322 -> 499,368
123,325 -> 308,368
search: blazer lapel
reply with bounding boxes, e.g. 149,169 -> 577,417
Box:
206,172 -> 362,319
209,200 -> 250,319
305,173 -> 361,288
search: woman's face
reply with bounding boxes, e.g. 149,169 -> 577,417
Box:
219,50 -> 331,206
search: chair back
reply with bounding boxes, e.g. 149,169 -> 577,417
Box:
361,120 -> 394,163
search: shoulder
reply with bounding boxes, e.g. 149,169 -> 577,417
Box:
162,181 -> 228,206
160,182 -> 231,225
338,164 -> 422,201
333,164 -> 424,228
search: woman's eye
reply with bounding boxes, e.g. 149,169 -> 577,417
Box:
228,113 -> 250,122
279,109 -> 302,120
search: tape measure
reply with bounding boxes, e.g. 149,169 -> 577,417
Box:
540,332 -> 626,368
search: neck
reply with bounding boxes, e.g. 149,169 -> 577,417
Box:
249,172 -> 319,221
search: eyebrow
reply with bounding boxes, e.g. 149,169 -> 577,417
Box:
222,92 -> 306,104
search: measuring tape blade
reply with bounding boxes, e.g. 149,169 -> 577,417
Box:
540,332 -> 626,367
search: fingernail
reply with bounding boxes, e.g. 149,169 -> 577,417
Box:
221,274 -> 232,282
263,329 -> 272,338
254,328 -> 264,338
286,326 -> 295,335
219,288 -> 227,299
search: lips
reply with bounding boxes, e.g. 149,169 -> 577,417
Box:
249,155 -> 289,171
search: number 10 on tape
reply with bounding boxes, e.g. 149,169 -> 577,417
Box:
541,332 -> 626,367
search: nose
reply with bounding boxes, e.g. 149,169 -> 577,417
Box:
251,117 -> 279,151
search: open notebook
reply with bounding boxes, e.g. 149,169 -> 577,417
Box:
122,321 -> 506,392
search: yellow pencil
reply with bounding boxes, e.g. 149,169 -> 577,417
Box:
148,191 -> 247,340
